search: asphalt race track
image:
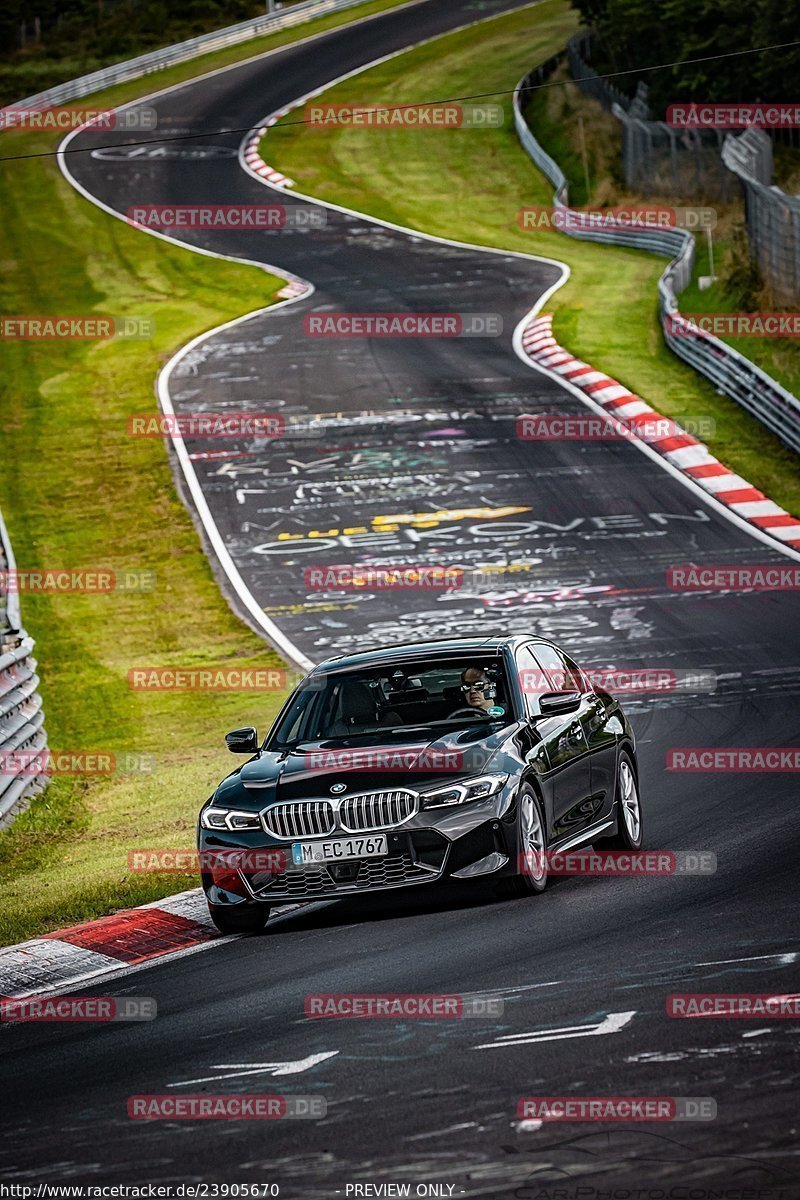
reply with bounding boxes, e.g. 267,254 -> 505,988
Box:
2,0 -> 799,1193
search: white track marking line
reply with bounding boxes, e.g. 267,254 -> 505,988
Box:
240,19 -> 800,566
169,1050 -> 338,1086
474,1009 -> 636,1049
694,952 -> 799,967
58,0 -> 800,681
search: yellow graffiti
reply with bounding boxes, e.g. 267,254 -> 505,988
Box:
275,507 -> 531,540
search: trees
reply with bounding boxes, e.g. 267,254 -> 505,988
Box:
570,0 -> 800,114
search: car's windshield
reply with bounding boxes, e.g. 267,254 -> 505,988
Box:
269,657 -> 512,748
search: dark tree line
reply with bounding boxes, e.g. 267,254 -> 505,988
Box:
0,0 -> 266,64
570,0 -> 800,113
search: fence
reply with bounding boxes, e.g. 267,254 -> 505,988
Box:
514,67 -> 800,457
0,508 -> 48,829
722,129 -> 800,305
569,33 -> 800,301
568,33 -> 733,201
5,0 -> 380,113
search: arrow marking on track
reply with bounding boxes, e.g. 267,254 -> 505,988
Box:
168,1050 -> 339,1086
474,1010 -> 636,1049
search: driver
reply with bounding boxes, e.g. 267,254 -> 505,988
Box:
457,666 -> 497,713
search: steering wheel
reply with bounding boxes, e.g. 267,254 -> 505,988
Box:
449,706 -> 483,718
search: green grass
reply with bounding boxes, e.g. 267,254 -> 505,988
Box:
0,150 -> 293,945
0,0 -> 419,947
265,0 -> 800,514
524,64 -> 625,209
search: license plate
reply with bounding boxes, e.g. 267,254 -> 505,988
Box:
291,835 -> 388,866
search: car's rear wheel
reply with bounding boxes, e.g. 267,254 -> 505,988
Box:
208,903 -> 270,935
594,751 -> 643,850
504,786 -> 548,896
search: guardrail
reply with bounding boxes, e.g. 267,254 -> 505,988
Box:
6,0 -> 378,113
0,508 -> 48,829
514,64 -> 800,456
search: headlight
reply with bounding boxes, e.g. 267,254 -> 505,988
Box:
201,806 -> 261,831
420,773 -> 508,810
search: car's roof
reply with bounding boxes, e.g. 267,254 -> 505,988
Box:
311,635 -> 536,674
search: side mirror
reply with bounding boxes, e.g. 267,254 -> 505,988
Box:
225,726 -> 259,754
538,690 -> 582,716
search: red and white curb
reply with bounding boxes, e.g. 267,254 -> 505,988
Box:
241,116 -> 313,305
276,279 -> 311,300
521,314 -> 800,550
0,891 -> 311,1000
242,112 -> 295,189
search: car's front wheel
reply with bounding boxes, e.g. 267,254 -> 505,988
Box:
504,786 -> 548,896
208,903 -> 271,935
595,751 -> 643,850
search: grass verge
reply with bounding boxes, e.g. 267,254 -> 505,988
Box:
264,0 -> 800,514
526,64 -> 800,422
0,0 -> 419,947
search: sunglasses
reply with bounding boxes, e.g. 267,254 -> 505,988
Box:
460,680 -> 488,691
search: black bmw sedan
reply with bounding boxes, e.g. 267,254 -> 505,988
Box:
198,635 -> 643,933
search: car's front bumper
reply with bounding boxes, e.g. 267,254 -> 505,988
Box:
200,790 -> 518,906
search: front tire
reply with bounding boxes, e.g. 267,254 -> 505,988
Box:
594,751 -> 643,850
504,786 -> 548,896
208,903 -> 270,935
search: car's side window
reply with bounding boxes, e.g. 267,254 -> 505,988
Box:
516,646 -> 545,717
562,652 -> 590,694
531,643 -> 571,693
527,644 -> 587,694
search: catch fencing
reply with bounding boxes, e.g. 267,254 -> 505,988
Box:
567,33 -> 732,200
0,508 -> 48,828
722,129 -> 800,305
6,0 -> 381,112
568,32 -> 800,299
514,66 -> 800,456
